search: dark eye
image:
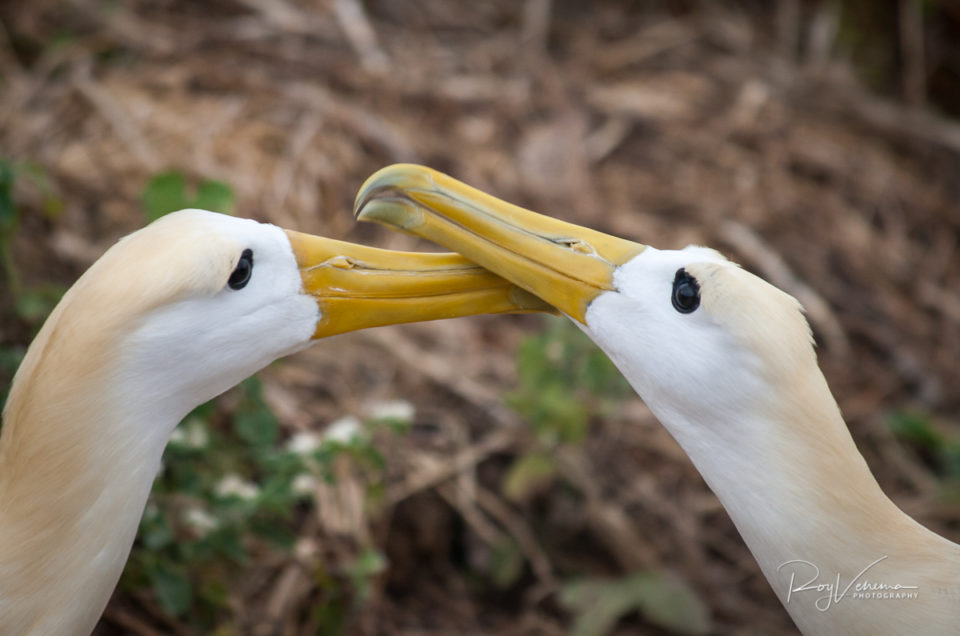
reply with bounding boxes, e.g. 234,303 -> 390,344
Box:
671,268 -> 700,313
228,249 -> 254,290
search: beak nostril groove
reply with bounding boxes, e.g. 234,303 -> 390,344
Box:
554,237 -> 594,255
323,256 -> 358,270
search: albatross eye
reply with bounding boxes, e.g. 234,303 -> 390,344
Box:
671,268 -> 700,313
228,249 -> 254,290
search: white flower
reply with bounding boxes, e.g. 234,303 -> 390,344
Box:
184,507 -> 219,535
291,473 -> 317,497
295,537 -> 318,561
286,431 -> 322,455
367,400 -> 415,423
169,418 -> 209,450
215,473 -> 259,500
324,415 -> 363,443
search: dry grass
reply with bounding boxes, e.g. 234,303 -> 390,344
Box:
3,1 -> 960,634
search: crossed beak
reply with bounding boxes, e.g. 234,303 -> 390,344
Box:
285,231 -> 552,339
352,164 -> 645,322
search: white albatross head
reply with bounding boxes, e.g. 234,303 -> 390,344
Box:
0,207 -> 547,635
5,208 -> 548,438
587,245 -> 816,430
353,165 -> 960,636
353,165 -> 819,436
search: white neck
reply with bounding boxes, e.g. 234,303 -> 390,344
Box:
0,346 -> 183,635
641,364 -> 960,634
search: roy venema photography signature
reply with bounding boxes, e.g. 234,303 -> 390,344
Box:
777,556 -> 919,612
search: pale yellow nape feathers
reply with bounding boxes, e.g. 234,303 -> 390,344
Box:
0,208 -> 338,635
3,210 -> 240,468
608,249 -> 960,635
0,211 -> 256,634
686,258 -> 814,383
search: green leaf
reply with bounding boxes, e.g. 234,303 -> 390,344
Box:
141,514 -> 175,550
314,601 -> 347,636
346,548 -> 387,602
194,180 -> 235,215
150,564 -> 193,617
234,377 -> 278,446
186,398 -> 218,422
199,578 -> 230,609
250,516 -> 296,548
0,159 -> 16,233
234,408 -> 277,447
942,439 -> 960,481
0,346 -> 25,375
509,383 -> 587,444
502,453 -> 556,503
489,537 -> 524,588
350,547 -> 387,577
887,411 -> 943,449
560,571 -> 710,636
142,171 -> 188,221
142,171 -> 236,220
209,527 -> 248,563
14,284 -> 66,323
19,162 -> 63,220
509,316 -> 628,444
0,346 -> 25,416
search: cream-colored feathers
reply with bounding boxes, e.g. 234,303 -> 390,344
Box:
686,257 -> 813,384
697,263 -> 959,634
586,246 -> 960,635
0,210 -> 316,635
2,211 -> 240,483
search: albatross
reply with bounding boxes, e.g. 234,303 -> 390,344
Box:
355,164 -> 960,635
0,208 -> 547,635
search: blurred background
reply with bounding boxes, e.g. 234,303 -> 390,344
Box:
2,1 -> 960,634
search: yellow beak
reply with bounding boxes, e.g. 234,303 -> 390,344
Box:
285,230 -> 552,339
353,164 -> 645,322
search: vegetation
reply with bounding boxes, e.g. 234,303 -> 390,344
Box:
0,160 -> 64,411
0,159 -> 65,326
4,1 -> 960,633
888,411 -> 960,489
141,171 -> 235,221
121,374 -> 397,628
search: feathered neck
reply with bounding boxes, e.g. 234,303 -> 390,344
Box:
0,282 -> 182,635
648,360 -> 960,634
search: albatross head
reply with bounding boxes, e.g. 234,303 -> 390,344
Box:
0,206 -> 548,634
4,207 -> 548,469
353,165 -> 819,435
589,245 -> 817,429
354,165 -> 960,636
87,208 -> 545,415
